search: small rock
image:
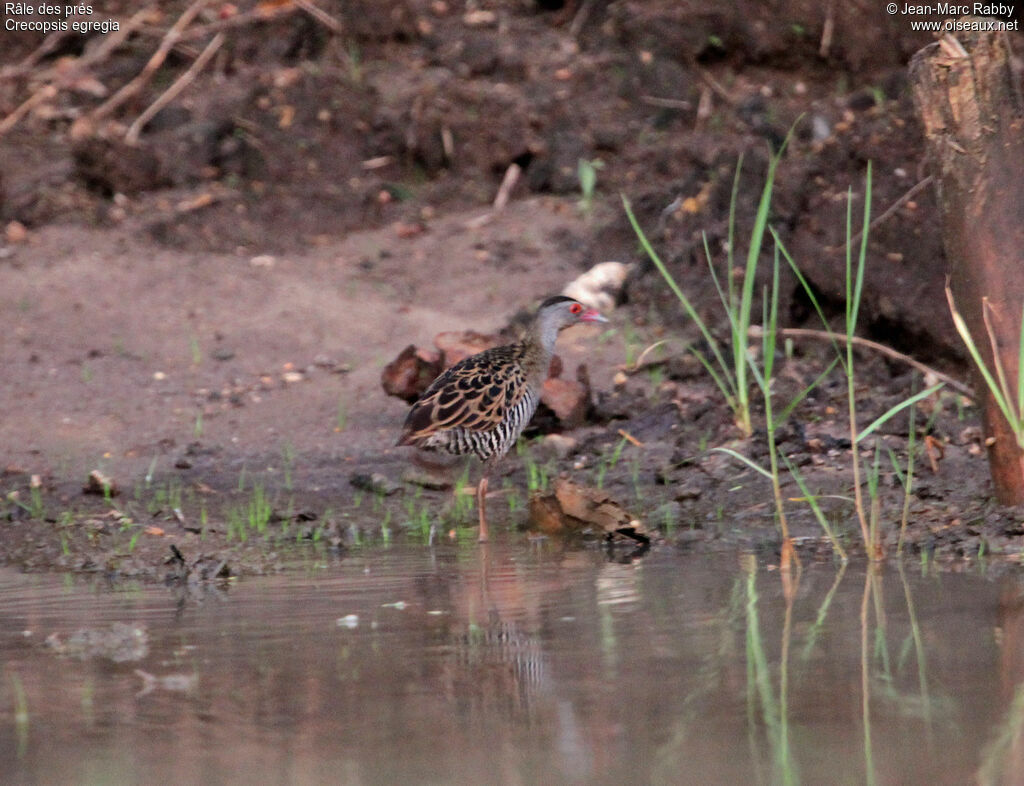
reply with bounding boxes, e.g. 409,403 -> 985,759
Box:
541,377 -> 588,428
401,467 -> 452,490
846,89 -> 878,111
528,478 -> 648,543
674,482 -> 703,501
810,114 -> 831,141
83,469 -> 119,497
393,221 -> 425,238
562,261 -> 630,313
46,622 -> 148,662
350,472 -> 401,496
540,433 -> 577,460
463,9 -> 496,26
135,669 -> 197,697
434,330 -> 499,368
5,220 -> 28,244
381,344 -> 444,402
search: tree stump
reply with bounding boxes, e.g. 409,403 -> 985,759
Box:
909,22 -> 1024,504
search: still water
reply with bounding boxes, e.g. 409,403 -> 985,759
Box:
1,542 -> 1023,785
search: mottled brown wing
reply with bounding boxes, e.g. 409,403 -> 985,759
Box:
397,345 -> 527,445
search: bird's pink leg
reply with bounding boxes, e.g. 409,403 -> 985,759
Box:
477,473 -> 490,543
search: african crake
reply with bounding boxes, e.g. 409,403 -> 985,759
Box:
397,296 -> 608,541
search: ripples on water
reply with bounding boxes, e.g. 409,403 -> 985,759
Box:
1,543 -> 1023,784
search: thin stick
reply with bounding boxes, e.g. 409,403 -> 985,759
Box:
1,8 -> 153,139
631,340 -> 668,370
1,29 -> 74,80
826,176 -> 934,252
0,85 -> 57,138
747,324 -> 972,396
569,0 -> 595,37
295,0 -> 344,33
139,3 -> 299,42
89,0 -> 210,123
697,68 -> 734,104
639,95 -> 692,111
126,32 -> 225,143
69,7 -> 155,74
616,429 -> 644,447
819,0 -> 835,58
492,163 -> 522,211
982,298 -> 1016,410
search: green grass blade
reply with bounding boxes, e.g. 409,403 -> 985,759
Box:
781,451 -> 847,562
777,357 -> 841,425
947,289 -> 1023,439
761,249 -> 781,383
736,149 -> 783,421
850,163 -> 872,333
1018,303 -> 1024,425
855,383 -> 944,444
727,155 -> 743,312
714,447 -> 774,480
773,229 -> 847,370
623,195 -> 739,401
886,445 -> 906,488
704,231 -> 739,338
987,303 -> 1018,428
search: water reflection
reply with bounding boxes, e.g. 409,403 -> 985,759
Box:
1,545 -> 1023,784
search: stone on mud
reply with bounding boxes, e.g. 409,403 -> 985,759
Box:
434,329 -> 500,367
349,472 -> 402,496
381,344 -> 444,403
562,261 -> 630,313
83,469 -> 119,497
541,377 -> 588,428
529,478 -> 648,543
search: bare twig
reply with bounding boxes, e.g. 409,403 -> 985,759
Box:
568,0 -> 595,38
748,324 -> 972,396
0,85 -> 57,138
126,32 -> 225,143
924,434 -> 944,474
492,163 -> 522,211
0,30 -> 74,80
1,5 -> 145,81
697,68 -> 734,105
639,95 -> 692,111
617,429 -> 644,447
295,0 -> 344,33
819,0 -> 835,58
139,3 -> 299,42
70,8 -> 155,73
696,86 -> 713,123
88,0 -> 210,123
826,176 -> 934,252
620,340 -> 668,374
0,8 -> 153,139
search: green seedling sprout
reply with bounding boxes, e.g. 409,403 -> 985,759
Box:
578,158 -> 604,215
946,288 -> 1024,451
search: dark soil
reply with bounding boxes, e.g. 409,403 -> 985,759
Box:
2,1 -> 1022,581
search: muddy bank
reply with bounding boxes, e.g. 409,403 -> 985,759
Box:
2,2 -> 1023,578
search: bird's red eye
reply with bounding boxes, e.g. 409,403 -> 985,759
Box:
570,303 -> 583,315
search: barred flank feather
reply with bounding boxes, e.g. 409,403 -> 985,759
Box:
397,296 -> 606,466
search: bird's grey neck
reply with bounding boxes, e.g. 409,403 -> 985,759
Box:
521,316 -> 561,372
534,317 -> 562,355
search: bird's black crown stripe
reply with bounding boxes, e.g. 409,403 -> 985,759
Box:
538,295 -> 578,310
